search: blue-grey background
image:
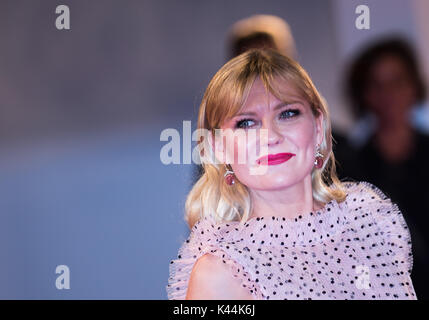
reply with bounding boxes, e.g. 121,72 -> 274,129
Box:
0,0 -> 427,299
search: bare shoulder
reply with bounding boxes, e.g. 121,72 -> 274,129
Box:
185,253 -> 255,300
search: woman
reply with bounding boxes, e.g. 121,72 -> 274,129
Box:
166,49 -> 416,300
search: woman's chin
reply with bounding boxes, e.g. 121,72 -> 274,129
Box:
245,177 -> 295,190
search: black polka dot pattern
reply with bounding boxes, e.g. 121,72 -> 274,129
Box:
166,181 -> 417,300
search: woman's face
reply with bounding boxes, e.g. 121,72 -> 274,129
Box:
364,54 -> 418,122
215,77 -> 323,191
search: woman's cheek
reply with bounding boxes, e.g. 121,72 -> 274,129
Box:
247,130 -> 262,162
292,120 -> 315,145
233,138 -> 250,166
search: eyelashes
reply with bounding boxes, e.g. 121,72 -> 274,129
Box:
279,108 -> 301,120
234,108 -> 301,129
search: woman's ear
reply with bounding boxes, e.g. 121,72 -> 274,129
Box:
315,112 -> 324,147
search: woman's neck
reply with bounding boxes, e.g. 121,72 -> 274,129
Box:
248,179 -> 323,221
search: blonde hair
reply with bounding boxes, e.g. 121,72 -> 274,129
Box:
185,49 -> 347,228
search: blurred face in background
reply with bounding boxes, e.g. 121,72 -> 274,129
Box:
216,77 -> 323,191
363,54 -> 418,125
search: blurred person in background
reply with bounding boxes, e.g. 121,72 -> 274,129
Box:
225,14 -> 297,60
343,37 -> 429,299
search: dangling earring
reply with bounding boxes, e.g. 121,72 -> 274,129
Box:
224,164 -> 235,185
314,144 -> 324,169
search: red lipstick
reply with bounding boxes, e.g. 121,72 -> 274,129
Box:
257,153 -> 295,165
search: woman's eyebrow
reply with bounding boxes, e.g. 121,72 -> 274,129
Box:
235,101 -> 303,117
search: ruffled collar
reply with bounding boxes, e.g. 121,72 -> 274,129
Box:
200,194 -> 351,248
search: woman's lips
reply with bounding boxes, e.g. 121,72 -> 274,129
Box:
257,153 -> 296,165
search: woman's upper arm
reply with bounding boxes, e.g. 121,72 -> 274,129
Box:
185,253 -> 255,300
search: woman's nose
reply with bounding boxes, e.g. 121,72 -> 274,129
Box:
262,120 -> 283,146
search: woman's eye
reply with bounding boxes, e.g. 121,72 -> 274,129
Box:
234,109 -> 300,128
235,118 -> 255,129
280,108 -> 300,119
